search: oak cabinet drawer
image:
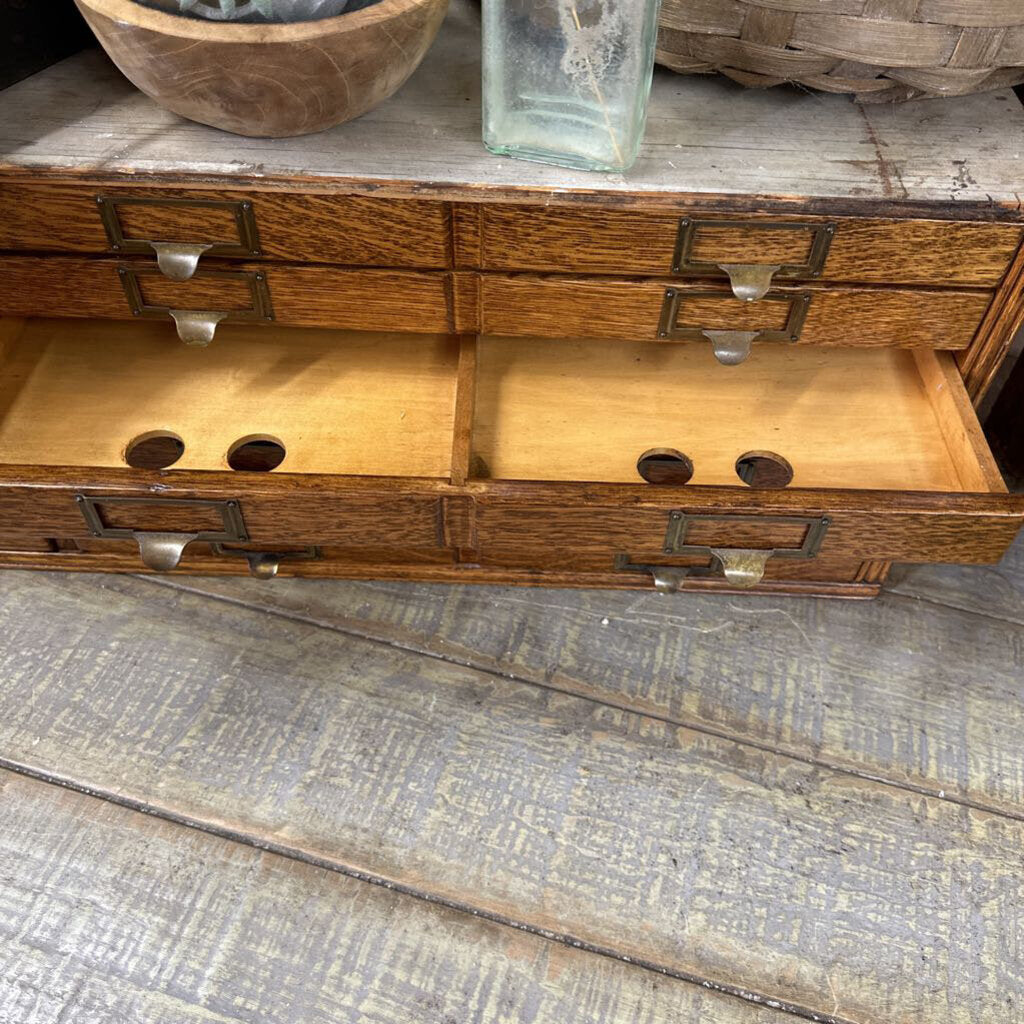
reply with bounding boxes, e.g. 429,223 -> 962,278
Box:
0,483 -> 453,573
462,336 -> 1023,585
479,276 -> 992,353
0,257 -> 453,337
0,184 -> 450,270
477,205 -> 1023,289
0,317 -> 461,571
1,316 -> 1020,588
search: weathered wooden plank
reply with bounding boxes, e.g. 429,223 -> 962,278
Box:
163,535 -> 1024,820
0,570 -> 1022,1023
0,770 -> 783,1024
887,530 -> 1024,623
0,1 -> 1021,206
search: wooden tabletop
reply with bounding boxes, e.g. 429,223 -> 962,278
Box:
1,0 -> 1022,209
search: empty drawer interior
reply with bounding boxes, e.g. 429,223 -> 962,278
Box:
0,318 -> 458,478
468,336 -> 1005,494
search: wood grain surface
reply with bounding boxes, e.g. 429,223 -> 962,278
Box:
958,234 -> 1024,401
888,527 -> 1024,623
3,1 -> 1024,210
479,276 -> 993,349
0,567 -> 1023,1024
478,205 -> 1024,286
74,0 -> 448,138
0,257 -> 453,333
0,183 -> 450,268
0,320 -> 459,477
472,341 -> 980,491
157,531 -> 1024,818
0,770 -> 788,1024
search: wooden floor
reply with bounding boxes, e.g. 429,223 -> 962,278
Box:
1,535 -> 1023,1024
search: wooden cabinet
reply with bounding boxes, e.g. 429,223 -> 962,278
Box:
1,10 -> 1023,596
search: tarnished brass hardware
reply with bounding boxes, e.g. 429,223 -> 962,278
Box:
701,330 -> 758,366
614,512 -> 830,592
709,548 -> 772,587
135,532 -> 199,572
169,310 -> 228,347
671,218 -> 836,299
75,495 -> 248,572
96,195 -> 261,277
658,289 -> 812,363
211,543 -> 321,579
149,242 -> 214,281
717,264 -> 781,302
650,567 -> 688,594
117,266 -> 274,345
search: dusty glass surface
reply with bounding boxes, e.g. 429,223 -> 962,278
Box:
482,0 -> 660,172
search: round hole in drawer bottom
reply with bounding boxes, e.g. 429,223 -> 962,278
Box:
125,431 -> 185,470
636,448 -> 694,485
227,436 -> 287,472
735,451 -> 793,489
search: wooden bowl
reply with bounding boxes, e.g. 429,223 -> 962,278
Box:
74,0 -> 449,137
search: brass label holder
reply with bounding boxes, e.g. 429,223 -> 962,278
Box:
96,195 -> 262,280
658,288 -> 812,364
76,495 -> 248,572
615,512 -> 830,592
117,265 -> 275,346
671,218 -> 837,298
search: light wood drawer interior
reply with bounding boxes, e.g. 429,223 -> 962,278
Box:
0,319 -> 459,478
0,317 -> 1018,577
469,336 -> 1006,496
0,318 -> 1004,498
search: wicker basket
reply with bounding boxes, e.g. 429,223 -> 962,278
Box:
656,1 -> 1024,103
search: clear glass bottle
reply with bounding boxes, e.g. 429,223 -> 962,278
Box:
482,0 -> 661,173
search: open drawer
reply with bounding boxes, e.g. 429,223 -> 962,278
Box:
0,318 -> 463,573
461,336 -> 1023,589
0,319 -> 1020,592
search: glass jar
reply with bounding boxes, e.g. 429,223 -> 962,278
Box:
482,0 -> 661,173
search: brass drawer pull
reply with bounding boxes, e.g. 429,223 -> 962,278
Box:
658,289 -> 813,365
96,196 -> 261,280
117,266 -> 275,346
211,543 -> 321,579
672,218 -> 836,300
615,512 -> 830,592
149,242 -> 214,282
76,495 -> 248,571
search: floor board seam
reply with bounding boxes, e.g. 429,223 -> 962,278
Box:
883,584 -> 1024,627
137,574 -> 1024,825
0,755 -> 860,1024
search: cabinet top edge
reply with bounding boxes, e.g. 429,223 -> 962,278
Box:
1,0 -> 1022,209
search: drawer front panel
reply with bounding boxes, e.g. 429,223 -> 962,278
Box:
34,539 -> 458,574
0,184 -> 450,269
0,257 -> 453,334
469,488 -> 1024,574
0,533 -> 56,553
0,476 -> 450,571
0,541 -> 873,593
478,205 -> 1023,287
480,276 -> 991,350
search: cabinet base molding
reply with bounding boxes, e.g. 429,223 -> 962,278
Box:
0,548 -> 883,599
